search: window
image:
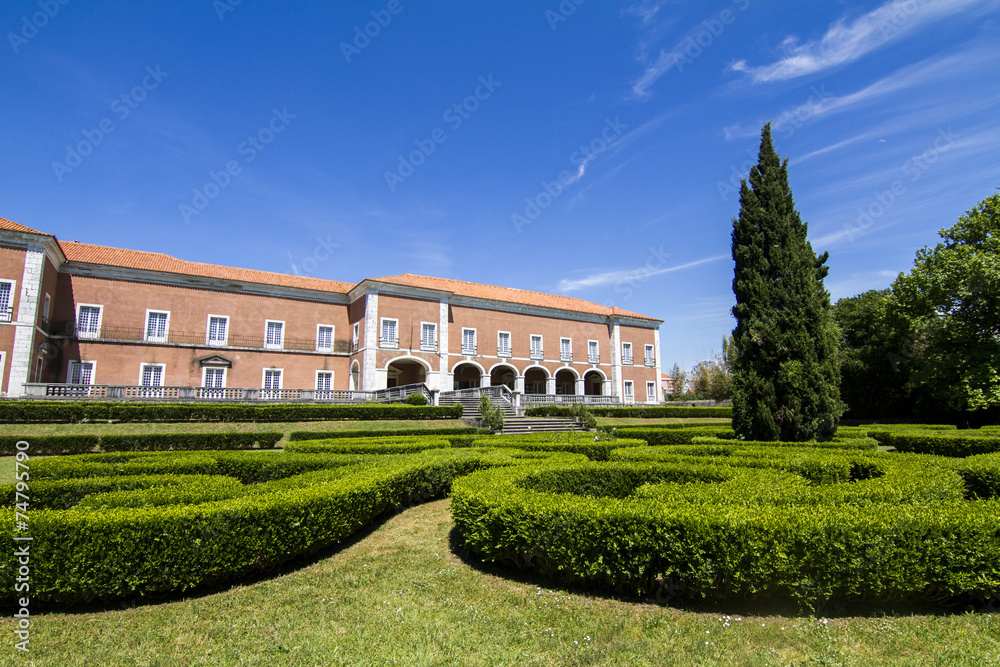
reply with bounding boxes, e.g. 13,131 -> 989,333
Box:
33,357 -> 43,383
77,304 -> 102,338
420,322 -> 437,351
645,344 -> 655,367
352,322 -> 360,350
622,342 -> 633,365
69,361 -> 94,385
530,335 -> 543,360
207,315 -> 228,346
145,310 -> 169,343
462,328 -> 477,355
624,380 -> 635,404
646,381 -> 657,403
380,318 -> 397,348
202,368 -> 226,398
0,280 -> 14,323
560,338 -> 572,362
497,331 -> 511,357
265,320 -> 284,350
41,293 -> 50,326
316,324 -> 334,352
588,340 -> 599,364
203,367 -> 225,387
262,368 -> 283,398
316,371 -> 333,392
140,363 -> 164,386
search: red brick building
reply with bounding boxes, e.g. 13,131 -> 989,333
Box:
0,217 -> 663,404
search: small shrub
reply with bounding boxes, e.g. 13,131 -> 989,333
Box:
405,392 -> 428,406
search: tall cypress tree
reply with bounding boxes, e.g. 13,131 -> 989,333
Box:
730,124 -> 841,441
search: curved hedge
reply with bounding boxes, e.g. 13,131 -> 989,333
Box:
451,446 -> 1000,609
869,430 -> 1000,457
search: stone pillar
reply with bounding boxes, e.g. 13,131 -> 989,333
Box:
362,292 -> 379,391
609,319 -> 622,402
8,244 -> 45,397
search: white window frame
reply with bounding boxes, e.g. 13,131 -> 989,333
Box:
76,303 -> 103,339
68,360 -> 96,385
316,324 -> 335,352
622,342 -> 633,365
0,352 -> 5,395
420,322 -> 437,351
202,367 -> 227,388
0,280 -> 15,323
380,318 -> 398,349
139,363 -> 165,386
497,331 -> 511,358
144,310 -> 170,343
315,370 -> 334,392
264,320 -> 285,350
560,337 -> 573,362
530,334 -> 543,360
461,328 -> 477,355
33,356 -> 43,383
206,315 -> 229,346
646,381 -> 657,403
624,380 -> 635,404
262,368 -> 283,397
645,344 -> 655,367
588,340 -> 600,364
41,293 -> 51,326
352,322 -> 360,349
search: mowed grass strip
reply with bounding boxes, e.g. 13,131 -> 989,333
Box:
5,499 -> 998,667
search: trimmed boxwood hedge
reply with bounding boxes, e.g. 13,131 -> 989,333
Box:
99,432 -> 282,452
525,405 -> 731,419
284,437 -> 453,455
869,430 -> 1000,457
0,401 -> 463,424
288,427 -> 486,441
470,434 -> 647,461
0,448 -> 572,603
0,435 -> 99,456
451,448 -> 1000,610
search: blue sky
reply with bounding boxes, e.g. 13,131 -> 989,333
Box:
3,0 -> 998,372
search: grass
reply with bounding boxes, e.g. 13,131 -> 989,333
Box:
4,499 -> 998,666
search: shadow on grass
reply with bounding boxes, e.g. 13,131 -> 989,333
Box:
17,505 -> 409,617
447,526 -> 996,619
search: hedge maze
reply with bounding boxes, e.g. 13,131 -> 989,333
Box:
4,427 -> 1000,611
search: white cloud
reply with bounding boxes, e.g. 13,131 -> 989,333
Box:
731,0 -> 999,83
558,254 -> 728,292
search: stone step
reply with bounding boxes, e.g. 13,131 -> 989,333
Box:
499,418 -> 587,435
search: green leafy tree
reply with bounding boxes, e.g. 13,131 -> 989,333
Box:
690,337 -> 734,401
730,123 -> 842,441
666,362 -> 688,401
832,289 -> 914,419
891,187 -> 1000,421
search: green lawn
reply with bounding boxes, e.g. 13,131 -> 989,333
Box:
4,499 -> 997,666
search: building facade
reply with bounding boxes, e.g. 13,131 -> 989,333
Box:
0,218 -> 664,403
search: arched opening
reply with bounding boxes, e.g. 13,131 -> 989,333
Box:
555,369 -> 577,395
350,361 -> 360,391
386,358 -> 427,388
523,366 -> 549,394
452,362 -> 482,390
490,364 -> 517,390
584,370 -> 605,396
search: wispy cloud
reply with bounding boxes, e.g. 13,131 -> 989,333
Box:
558,254 -> 728,292
730,0 -> 998,83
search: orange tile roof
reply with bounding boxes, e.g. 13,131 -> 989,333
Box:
60,241 -> 355,294
372,273 -> 660,321
0,216 -> 51,236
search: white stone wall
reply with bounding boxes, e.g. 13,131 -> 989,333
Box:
7,244 -> 45,397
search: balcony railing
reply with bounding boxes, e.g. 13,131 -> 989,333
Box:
530,348 -> 543,360
520,394 -> 620,406
588,353 -> 600,364
1,307 -> 13,323
49,323 -> 352,354
560,351 -> 573,363
380,337 -> 398,349
622,354 -> 633,365
461,344 -> 477,355
22,382 -> 431,403
645,357 -> 656,367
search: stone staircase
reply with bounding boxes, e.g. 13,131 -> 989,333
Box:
500,417 -> 588,435
438,390 -> 517,420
